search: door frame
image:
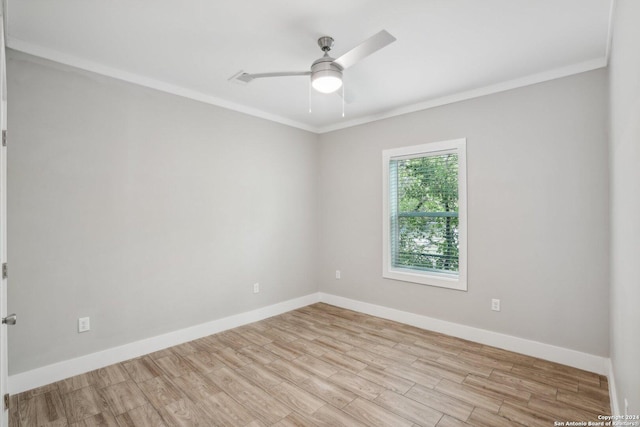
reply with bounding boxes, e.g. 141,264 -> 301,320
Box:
0,1 -> 9,425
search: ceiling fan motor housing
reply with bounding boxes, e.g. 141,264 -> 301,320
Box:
311,55 -> 343,77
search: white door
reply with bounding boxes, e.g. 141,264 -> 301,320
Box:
0,3 -> 9,427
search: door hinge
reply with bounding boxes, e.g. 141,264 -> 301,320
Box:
1,130 -> 5,147
3,393 -> 8,410
2,263 -> 6,279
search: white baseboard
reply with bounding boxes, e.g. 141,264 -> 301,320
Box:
10,291 -> 611,397
607,358 -> 620,415
8,293 -> 321,394
318,293 -> 609,375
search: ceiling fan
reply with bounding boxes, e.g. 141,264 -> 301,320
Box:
230,30 -> 396,95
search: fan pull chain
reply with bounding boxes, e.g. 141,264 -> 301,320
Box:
342,83 -> 345,118
308,81 -> 312,113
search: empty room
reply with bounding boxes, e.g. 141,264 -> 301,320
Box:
0,0 -> 638,426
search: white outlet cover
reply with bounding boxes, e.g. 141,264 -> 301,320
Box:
491,299 -> 501,312
78,317 -> 90,333
253,283 -> 260,293
336,270 -> 341,279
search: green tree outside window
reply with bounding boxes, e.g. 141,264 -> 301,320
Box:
390,154 -> 459,274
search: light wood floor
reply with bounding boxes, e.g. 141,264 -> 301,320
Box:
10,303 -> 610,427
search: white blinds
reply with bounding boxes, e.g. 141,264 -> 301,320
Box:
389,153 -> 459,274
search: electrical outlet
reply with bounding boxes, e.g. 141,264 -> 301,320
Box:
625,398 -> 629,416
491,299 -> 501,312
253,283 -> 260,293
78,317 -> 90,333
335,270 -> 341,279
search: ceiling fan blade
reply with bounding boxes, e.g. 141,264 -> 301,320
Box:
333,30 -> 396,70
230,70 -> 311,84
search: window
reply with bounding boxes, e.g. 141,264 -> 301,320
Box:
382,139 -> 467,290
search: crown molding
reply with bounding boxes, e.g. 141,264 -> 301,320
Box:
6,37 -> 319,134
317,57 -> 608,133
8,37 -> 607,135
605,0 -> 616,65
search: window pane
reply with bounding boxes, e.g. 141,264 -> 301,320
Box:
395,215 -> 459,272
391,154 -> 459,274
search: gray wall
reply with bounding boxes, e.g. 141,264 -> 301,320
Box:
318,70 -> 609,356
609,0 -> 640,415
7,48 -> 612,377
7,51 -> 319,374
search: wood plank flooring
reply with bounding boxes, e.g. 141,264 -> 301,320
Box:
10,303 -> 611,427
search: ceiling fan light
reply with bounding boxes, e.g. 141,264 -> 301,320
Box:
311,70 -> 343,93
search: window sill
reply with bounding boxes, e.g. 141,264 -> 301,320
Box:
383,268 -> 467,291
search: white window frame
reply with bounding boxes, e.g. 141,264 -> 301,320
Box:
382,138 -> 467,291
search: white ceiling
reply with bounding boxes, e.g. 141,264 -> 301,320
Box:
6,0 -> 613,133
